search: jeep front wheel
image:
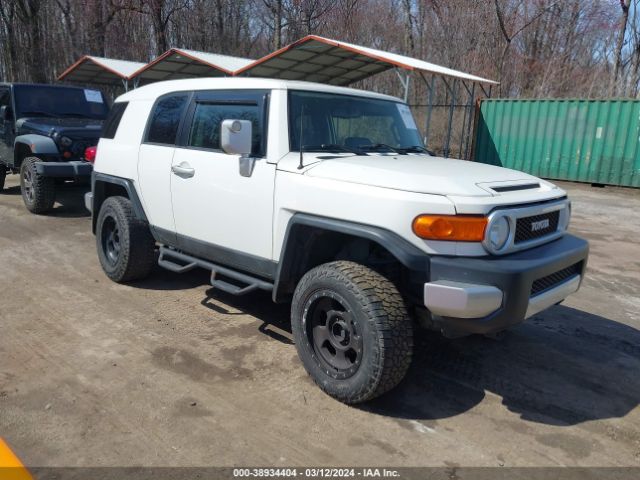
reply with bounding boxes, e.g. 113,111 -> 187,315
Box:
20,157 -> 55,213
96,196 -> 156,283
291,261 -> 413,404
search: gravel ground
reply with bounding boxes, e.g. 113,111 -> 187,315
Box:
0,175 -> 639,469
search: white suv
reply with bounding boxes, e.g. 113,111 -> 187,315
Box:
87,77 -> 588,403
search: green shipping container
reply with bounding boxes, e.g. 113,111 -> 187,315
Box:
473,99 -> 640,188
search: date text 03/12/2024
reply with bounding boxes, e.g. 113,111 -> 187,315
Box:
232,468 -> 401,478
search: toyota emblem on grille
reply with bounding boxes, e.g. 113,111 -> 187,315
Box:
531,218 -> 550,231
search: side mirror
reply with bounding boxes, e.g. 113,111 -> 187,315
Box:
221,119 -> 256,177
221,119 -> 252,156
0,105 -> 9,122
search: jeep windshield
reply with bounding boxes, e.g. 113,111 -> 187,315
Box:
14,85 -> 109,120
289,90 -> 424,154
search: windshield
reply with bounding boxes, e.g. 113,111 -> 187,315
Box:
14,85 -> 109,120
288,90 -> 424,153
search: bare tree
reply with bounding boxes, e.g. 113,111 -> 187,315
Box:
612,0 -> 631,95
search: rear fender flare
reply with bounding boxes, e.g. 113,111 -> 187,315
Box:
91,173 -> 147,233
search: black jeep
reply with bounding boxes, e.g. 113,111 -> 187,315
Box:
0,83 -> 109,213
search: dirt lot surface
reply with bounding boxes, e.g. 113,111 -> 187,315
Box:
1,176 -> 639,468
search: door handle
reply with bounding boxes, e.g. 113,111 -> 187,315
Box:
171,162 -> 195,178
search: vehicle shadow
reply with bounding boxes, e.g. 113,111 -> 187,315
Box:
201,288 -> 293,345
362,305 -> 640,426
129,262 -> 212,291
50,184 -> 91,218
125,263 -> 640,426
1,185 -> 21,195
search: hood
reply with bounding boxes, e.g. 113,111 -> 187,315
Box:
17,117 -> 104,139
300,154 -> 550,197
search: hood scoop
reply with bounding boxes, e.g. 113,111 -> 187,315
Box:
490,182 -> 540,193
477,179 -> 550,196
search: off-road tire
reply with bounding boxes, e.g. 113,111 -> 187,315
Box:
20,157 -> 55,213
96,196 -> 155,283
291,261 -> 413,404
0,168 -> 5,192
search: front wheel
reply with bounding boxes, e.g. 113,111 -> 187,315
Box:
291,261 -> 413,404
96,196 -> 156,283
0,167 -> 6,192
20,157 -> 55,213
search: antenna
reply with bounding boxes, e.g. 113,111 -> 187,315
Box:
297,104 -> 305,170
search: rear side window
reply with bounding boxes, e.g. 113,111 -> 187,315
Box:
145,94 -> 189,145
101,102 -> 128,139
188,102 -> 264,155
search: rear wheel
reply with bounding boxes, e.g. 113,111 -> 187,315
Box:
291,261 -> 413,404
96,196 -> 156,283
20,157 -> 55,214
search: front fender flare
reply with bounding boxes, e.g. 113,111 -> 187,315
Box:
272,213 -> 430,302
14,135 -> 59,163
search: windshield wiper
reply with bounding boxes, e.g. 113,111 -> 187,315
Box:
399,145 -> 434,155
59,112 -> 95,119
359,143 -> 402,154
301,144 -> 367,155
20,110 -> 60,118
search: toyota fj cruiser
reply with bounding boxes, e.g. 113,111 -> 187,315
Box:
0,83 -> 109,213
86,78 -> 588,403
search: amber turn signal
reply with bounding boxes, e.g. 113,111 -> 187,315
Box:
412,215 -> 487,241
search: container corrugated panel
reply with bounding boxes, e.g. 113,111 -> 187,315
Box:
473,99 -> 640,188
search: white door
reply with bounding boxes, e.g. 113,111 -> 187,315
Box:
138,144 -> 176,233
137,93 -> 191,238
170,90 -> 275,264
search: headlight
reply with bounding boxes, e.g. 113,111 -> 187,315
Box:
488,216 -> 510,251
59,136 -> 73,147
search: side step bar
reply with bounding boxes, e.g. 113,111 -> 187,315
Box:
158,246 -> 273,296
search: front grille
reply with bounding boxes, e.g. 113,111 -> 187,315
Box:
530,262 -> 581,297
515,210 -> 559,244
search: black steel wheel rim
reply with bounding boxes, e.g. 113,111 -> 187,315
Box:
101,215 -> 121,266
303,289 -> 363,379
22,167 -> 34,202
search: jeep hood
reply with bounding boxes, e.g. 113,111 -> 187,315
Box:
17,117 -> 104,139
300,154 -> 549,197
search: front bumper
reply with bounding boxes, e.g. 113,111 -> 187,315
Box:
423,234 -> 589,335
35,161 -> 93,178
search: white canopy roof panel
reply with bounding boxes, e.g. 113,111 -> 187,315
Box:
57,56 -> 146,85
236,35 -> 498,86
130,48 -> 254,84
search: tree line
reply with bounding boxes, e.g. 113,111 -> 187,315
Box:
0,0 -> 638,100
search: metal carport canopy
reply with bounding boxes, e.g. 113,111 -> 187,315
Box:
130,48 -> 254,85
234,35 -> 498,86
57,56 -> 146,86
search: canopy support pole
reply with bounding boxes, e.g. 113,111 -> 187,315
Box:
458,80 -> 473,160
395,69 -> 411,103
463,82 -> 476,160
441,77 -> 457,159
419,72 -> 435,149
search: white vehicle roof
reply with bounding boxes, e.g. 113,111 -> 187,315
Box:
116,77 -> 403,103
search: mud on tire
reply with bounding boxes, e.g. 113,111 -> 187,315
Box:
291,261 -> 413,404
96,196 -> 156,283
20,157 -> 55,213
